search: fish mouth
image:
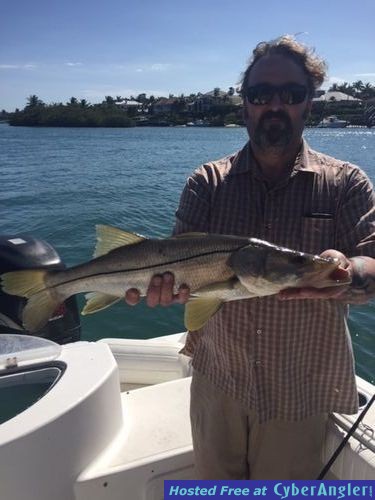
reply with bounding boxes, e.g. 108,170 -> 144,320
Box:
300,256 -> 352,288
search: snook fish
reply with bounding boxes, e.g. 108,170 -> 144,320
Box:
1,225 -> 350,332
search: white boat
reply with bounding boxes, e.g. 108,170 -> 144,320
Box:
0,332 -> 374,500
317,116 -> 348,128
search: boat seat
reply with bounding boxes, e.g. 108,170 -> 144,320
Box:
116,376 -> 193,465
98,338 -> 192,388
75,377 -> 195,499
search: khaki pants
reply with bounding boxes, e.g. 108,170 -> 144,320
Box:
190,370 -> 328,480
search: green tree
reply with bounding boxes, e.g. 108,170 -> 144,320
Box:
104,96 -> 115,106
137,93 -> 147,103
337,82 -> 355,97
328,83 -> 339,92
361,83 -> 375,100
353,80 -> 364,94
26,95 -> 44,108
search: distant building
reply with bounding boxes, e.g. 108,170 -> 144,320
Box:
152,98 -> 176,114
115,100 -> 142,111
191,89 -> 241,113
227,95 -> 242,106
313,91 -> 361,102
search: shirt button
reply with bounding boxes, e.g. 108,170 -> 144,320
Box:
256,329 -> 262,335
255,360 -> 262,366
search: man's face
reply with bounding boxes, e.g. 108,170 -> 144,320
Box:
243,54 -> 312,153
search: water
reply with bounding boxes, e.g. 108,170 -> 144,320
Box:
1,123 -> 374,383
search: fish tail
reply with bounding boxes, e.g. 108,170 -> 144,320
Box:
1,270 -> 61,332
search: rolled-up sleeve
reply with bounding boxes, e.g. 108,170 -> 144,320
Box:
336,166 -> 375,257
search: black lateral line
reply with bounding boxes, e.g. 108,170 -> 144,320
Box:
58,247 -> 244,287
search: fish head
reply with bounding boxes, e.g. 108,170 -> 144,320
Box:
228,239 -> 351,294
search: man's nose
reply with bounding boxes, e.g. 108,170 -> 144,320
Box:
268,91 -> 284,111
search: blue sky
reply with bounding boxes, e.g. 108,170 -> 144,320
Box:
1,0 -> 374,111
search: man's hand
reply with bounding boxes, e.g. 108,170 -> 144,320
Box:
125,272 -> 190,307
278,249 -> 375,304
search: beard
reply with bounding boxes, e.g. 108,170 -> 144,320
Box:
253,111 -> 293,151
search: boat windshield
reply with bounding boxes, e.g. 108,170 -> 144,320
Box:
0,334 -> 61,370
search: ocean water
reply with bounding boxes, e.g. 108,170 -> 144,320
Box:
1,123 -> 374,383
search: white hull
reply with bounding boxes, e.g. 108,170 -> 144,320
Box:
0,333 -> 374,499
317,116 -> 348,128
317,123 -> 347,128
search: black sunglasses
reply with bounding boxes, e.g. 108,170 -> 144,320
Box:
246,83 -> 308,105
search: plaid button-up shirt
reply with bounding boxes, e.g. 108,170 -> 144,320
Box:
174,139 -> 375,422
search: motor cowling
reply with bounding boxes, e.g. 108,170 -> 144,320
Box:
0,234 -> 81,344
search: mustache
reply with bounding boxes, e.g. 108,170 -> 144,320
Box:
259,111 -> 292,127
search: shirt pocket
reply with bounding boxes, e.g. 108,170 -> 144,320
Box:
301,217 -> 334,255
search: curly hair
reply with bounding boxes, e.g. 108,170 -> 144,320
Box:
239,35 -> 327,98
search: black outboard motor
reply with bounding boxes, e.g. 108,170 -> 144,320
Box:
0,234 -> 81,344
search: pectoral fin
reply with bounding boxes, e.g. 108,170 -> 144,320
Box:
82,292 -> 121,315
184,297 -> 223,331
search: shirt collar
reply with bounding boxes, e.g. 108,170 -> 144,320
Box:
229,138 -> 321,178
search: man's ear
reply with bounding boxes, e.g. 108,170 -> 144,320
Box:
303,100 -> 313,120
243,105 -> 249,122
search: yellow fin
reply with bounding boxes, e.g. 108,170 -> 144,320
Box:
82,292 -> 121,315
184,297 -> 223,331
1,270 -> 47,298
1,270 -> 60,332
23,290 -> 61,332
94,225 -> 146,258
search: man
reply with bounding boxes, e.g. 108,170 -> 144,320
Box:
126,36 -> 375,479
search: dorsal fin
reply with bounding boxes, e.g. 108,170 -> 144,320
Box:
94,225 -> 146,258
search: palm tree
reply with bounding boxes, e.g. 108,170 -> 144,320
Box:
337,82 -> 356,97
352,80 -> 365,95
361,83 -> 375,100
